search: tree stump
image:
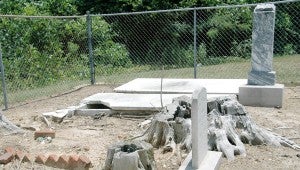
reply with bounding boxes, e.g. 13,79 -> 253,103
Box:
131,96 -> 300,160
104,140 -> 156,170
134,96 -> 193,154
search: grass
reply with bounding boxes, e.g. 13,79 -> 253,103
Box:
97,54 -> 300,85
0,79 -> 90,109
273,54 -> 300,85
1,54 -> 299,109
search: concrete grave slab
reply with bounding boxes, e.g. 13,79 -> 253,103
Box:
80,93 -> 232,112
114,78 -> 247,94
80,93 -> 191,111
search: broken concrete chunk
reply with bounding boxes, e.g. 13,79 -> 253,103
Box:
42,109 -> 74,123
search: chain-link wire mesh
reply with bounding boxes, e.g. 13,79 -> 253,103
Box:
0,1 -> 299,109
93,10 -> 195,85
0,16 -> 91,108
93,1 -> 299,85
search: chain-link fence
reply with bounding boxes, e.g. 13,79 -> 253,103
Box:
0,1 -> 299,109
0,16 -> 91,108
94,1 -> 300,84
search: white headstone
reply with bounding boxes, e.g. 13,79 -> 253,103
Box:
191,87 -> 208,169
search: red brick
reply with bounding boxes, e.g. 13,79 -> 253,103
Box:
35,154 -> 47,164
0,152 -> 14,164
15,150 -> 24,160
68,155 -> 79,168
4,147 -> 16,155
45,154 -> 59,167
56,155 -> 69,169
78,155 -> 91,168
34,130 -> 55,139
22,154 -> 33,163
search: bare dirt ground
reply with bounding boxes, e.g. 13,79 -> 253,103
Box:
1,84 -> 300,170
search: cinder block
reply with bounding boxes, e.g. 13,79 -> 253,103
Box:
239,84 -> 284,107
35,154 -> 47,164
34,130 -> 55,139
0,152 -> 14,164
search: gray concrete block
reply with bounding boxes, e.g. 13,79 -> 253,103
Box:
238,84 -> 284,107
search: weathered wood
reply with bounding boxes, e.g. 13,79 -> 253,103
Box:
207,96 -> 300,160
104,140 -> 156,170
0,112 -> 24,134
133,96 -> 193,153
130,96 -> 300,161
207,109 -> 246,161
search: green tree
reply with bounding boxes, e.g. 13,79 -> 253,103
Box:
0,0 -> 130,89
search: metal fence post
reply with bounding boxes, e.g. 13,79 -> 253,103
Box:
86,11 -> 95,85
0,45 -> 8,110
193,8 -> 197,79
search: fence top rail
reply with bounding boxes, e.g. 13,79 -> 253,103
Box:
96,0 -> 299,16
0,15 -> 85,19
0,0 -> 298,19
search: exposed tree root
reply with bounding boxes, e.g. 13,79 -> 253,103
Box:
0,112 -> 24,134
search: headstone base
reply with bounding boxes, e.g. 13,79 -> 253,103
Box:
239,84 -> 284,107
179,151 -> 223,170
248,70 -> 276,85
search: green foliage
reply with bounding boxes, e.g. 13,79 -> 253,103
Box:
0,1 -> 131,91
205,7 -> 252,57
230,39 -> 252,58
274,3 -> 300,55
94,42 -> 132,67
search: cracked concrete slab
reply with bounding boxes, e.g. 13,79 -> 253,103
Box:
80,93 -> 231,112
80,93 -> 191,111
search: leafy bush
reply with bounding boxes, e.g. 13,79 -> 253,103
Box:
0,3 -> 131,90
94,41 -> 132,67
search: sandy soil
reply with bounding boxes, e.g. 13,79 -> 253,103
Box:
1,84 -> 299,170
